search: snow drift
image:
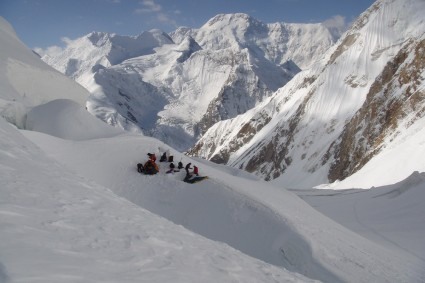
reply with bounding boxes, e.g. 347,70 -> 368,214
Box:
25,99 -> 123,140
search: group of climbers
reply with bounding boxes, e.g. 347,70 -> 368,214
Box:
137,151 -> 207,183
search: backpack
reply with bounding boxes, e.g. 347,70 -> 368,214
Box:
159,152 -> 167,162
168,155 -> 174,162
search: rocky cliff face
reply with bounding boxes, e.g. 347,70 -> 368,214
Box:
326,38 -> 425,182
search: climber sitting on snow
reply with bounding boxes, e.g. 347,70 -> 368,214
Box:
147,153 -> 156,162
178,161 -> 184,170
193,165 -> 199,176
183,163 -> 207,183
166,162 -> 180,174
159,152 -> 167,162
185,163 -> 192,176
143,159 -> 159,175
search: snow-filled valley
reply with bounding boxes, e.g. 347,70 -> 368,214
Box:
1,0 -> 425,282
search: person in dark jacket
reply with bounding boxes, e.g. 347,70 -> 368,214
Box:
159,152 -> 167,162
178,161 -> 184,169
137,163 -> 144,173
166,162 -> 179,174
185,163 -> 192,177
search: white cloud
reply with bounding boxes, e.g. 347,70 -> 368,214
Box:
157,13 -> 170,23
60,37 -> 74,45
323,15 -> 347,31
323,15 -> 349,38
33,45 -> 63,58
134,0 -> 177,27
33,37 -> 73,58
135,0 -> 162,14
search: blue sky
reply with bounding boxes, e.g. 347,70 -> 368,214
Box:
1,0 -> 375,49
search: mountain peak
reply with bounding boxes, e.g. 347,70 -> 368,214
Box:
146,29 -> 174,44
205,13 -> 264,29
87,31 -> 113,47
207,13 -> 247,23
175,35 -> 202,63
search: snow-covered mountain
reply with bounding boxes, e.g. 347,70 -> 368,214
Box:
41,29 -> 174,85
1,15 -> 425,283
170,13 -> 337,70
39,13 -> 336,150
189,0 -> 425,189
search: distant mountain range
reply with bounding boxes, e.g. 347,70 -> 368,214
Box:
39,13 -> 337,150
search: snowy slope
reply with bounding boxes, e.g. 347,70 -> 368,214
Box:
295,171 -> 425,263
1,117 -> 316,283
0,17 -> 89,129
190,0 -> 425,189
25,99 -> 124,140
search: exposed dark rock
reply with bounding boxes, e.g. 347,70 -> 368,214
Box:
326,39 -> 425,182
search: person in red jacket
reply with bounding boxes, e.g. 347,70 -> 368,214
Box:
147,153 -> 156,162
193,165 -> 199,176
